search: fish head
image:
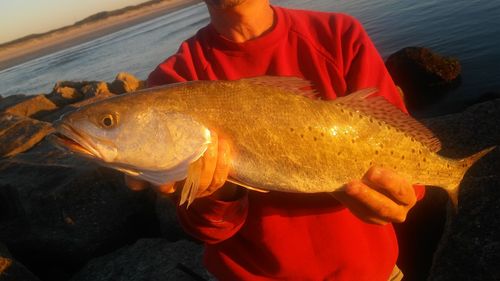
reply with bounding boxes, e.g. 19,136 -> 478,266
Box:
52,102 -> 123,163
51,97 -> 211,177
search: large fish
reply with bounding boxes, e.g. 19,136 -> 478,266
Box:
50,76 -> 494,207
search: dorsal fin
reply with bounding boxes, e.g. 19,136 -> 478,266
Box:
241,76 -> 320,99
335,88 -> 442,152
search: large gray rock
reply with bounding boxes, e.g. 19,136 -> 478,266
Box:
71,239 -> 208,281
0,140 -> 160,280
422,99 -> 500,281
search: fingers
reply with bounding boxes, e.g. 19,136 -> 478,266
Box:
157,182 -> 177,194
209,139 -> 231,191
198,138 -> 231,197
362,166 -> 416,207
333,166 -> 417,225
334,180 -> 401,225
197,134 -> 219,193
124,175 -> 150,191
125,174 -> 177,194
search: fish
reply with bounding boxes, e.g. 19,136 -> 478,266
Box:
50,76 -> 495,207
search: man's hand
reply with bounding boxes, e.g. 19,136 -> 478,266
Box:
125,133 -> 235,201
332,166 -> 417,225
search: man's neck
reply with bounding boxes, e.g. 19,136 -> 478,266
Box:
207,0 -> 275,43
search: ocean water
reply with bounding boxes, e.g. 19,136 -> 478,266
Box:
1,0 -> 499,115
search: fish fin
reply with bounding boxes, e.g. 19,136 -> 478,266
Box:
179,157 -> 204,208
445,146 -> 496,211
242,76 -> 321,99
337,88 -> 379,100
334,88 -> 442,152
227,177 -> 269,193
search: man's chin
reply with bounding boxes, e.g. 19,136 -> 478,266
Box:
204,0 -> 247,9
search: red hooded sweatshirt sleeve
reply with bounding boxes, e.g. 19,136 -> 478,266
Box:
148,6 -> 424,281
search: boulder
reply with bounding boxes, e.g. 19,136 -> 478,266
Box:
47,86 -> 83,107
108,72 -> 144,94
422,99 -> 500,280
0,113 -> 53,158
80,82 -> 112,99
0,140 -> 160,280
1,94 -> 58,120
46,80 -> 114,107
70,239 -> 208,281
0,95 -> 33,113
385,47 -> 462,111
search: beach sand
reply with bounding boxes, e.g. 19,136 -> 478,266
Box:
0,0 -> 201,71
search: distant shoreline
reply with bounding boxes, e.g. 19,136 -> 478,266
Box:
0,0 -> 202,71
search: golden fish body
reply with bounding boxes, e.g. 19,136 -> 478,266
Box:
52,77 -> 493,206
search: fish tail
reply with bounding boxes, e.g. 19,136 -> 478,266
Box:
179,157 -> 203,208
445,146 -> 496,209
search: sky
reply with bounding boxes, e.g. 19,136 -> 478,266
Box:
0,0 -> 148,44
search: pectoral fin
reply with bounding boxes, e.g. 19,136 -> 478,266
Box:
179,157 -> 204,207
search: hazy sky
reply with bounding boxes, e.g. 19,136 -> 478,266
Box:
0,0 -> 148,44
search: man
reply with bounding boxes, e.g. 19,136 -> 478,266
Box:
126,0 -> 424,280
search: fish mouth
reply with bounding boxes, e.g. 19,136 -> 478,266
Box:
50,124 -> 101,159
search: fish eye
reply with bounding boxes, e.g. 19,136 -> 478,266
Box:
100,114 -> 117,128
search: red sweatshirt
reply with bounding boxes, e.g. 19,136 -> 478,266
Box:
148,6 -> 424,281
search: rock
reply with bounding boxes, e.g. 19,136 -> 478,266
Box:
421,99 -> 500,280
108,72 -> 143,94
156,194 -> 189,241
0,95 -> 32,112
52,81 -> 99,91
80,82 -> 112,99
0,113 -> 53,158
0,242 -> 41,281
52,86 -> 82,101
0,141 -> 160,280
71,239 -> 209,281
385,47 -> 462,111
1,94 -> 58,120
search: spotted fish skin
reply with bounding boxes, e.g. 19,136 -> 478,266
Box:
52,76 -> 495,207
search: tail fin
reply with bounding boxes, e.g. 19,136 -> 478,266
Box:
447,146 -> 496,209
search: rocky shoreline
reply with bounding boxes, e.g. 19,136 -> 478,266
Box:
0,48 -> 499,280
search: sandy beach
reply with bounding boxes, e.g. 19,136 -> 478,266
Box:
0,0 -> 201,71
